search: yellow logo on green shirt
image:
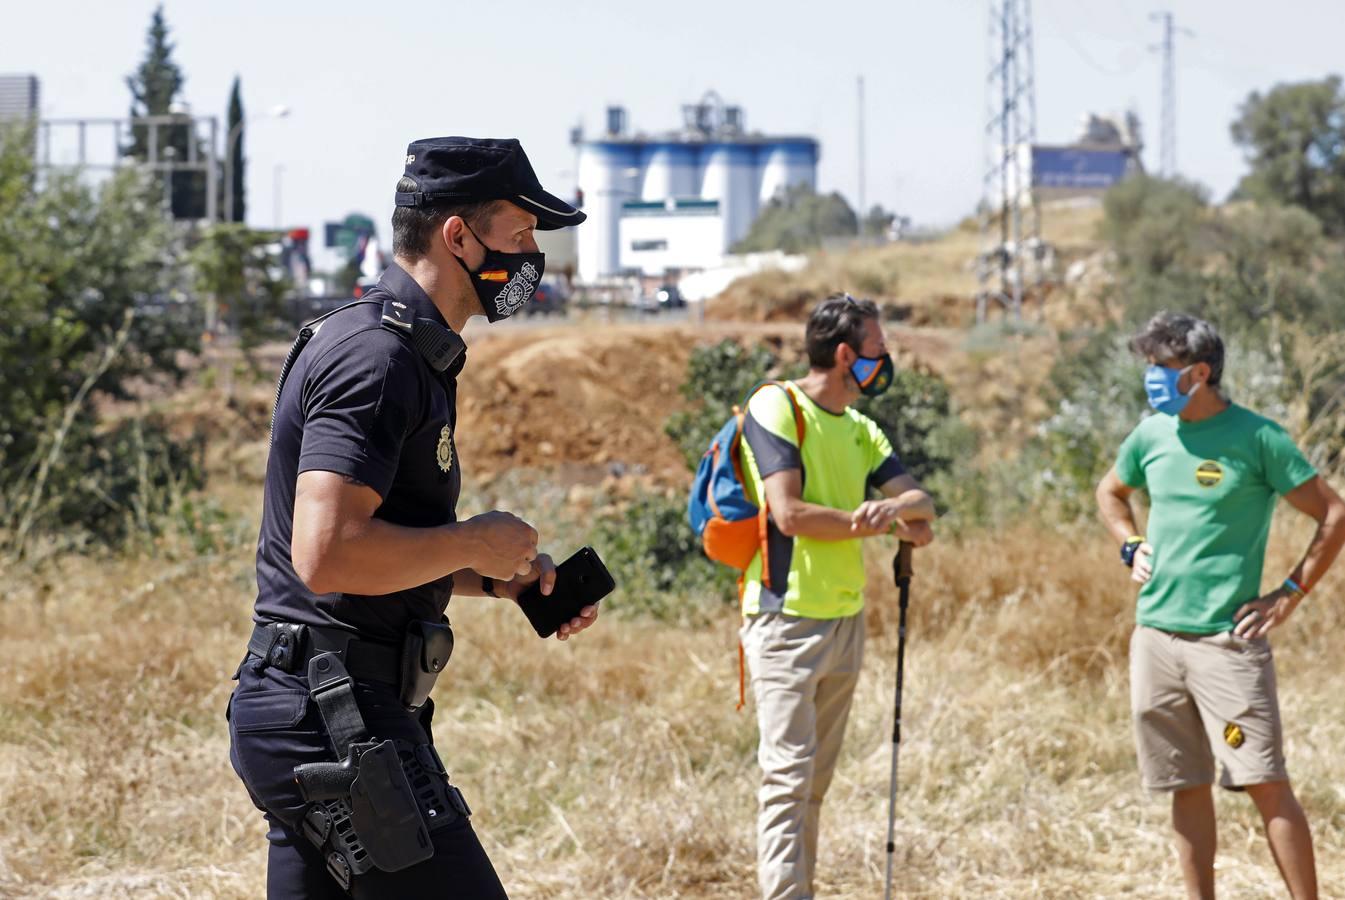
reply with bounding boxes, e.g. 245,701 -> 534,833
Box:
1195,460 -> 1223,487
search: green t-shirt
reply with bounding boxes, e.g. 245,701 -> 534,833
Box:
738,382 -> 906,619
1116,403 -> 1316,634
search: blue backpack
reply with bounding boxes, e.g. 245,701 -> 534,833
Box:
687,381 -> 805,574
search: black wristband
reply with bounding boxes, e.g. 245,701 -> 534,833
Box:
1120,538 -> 1144,568
481,575 -> 497,597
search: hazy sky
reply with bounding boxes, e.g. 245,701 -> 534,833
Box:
9,0 -> 1341,267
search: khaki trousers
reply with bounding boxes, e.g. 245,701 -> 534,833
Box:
741,612 -> 865,900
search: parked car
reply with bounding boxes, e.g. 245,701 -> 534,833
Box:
655,283 -> 685,309
526,277 -> 570,316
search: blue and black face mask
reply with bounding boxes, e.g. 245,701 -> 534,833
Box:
850,353 -> 895,397
1144,364 -> 1195,415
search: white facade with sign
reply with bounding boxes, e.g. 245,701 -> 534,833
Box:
617,199 -> 724,276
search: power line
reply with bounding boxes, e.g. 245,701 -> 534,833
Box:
1041,0 -> 1146,78
1150,10 -> 1194,177
858,75 -> 867,218
977,0 -> 1043,322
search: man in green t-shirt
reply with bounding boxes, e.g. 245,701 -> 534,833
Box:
739,294 -> 936,900
1096,312 -> 1345,900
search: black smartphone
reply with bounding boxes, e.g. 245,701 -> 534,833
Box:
516,546 -> 615,638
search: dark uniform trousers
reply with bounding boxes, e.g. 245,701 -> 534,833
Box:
228,654 -> 509,898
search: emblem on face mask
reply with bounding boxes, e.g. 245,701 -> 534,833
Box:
1195,460 -> 1223,488
1223,722 -> 1244,749
492,262 -> 540,316
436,425 -> 453,473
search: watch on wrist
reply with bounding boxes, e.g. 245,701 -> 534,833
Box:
1121,536 -> 1145,568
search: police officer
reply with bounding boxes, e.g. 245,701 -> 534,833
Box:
228,137 -> 597,898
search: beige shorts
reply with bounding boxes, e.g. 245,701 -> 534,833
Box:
1130,625 -> 1286,792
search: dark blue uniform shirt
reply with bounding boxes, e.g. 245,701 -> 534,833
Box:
254,264 -> 462,643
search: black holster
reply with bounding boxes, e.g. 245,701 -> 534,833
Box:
296,739 -> 434,874
400,618 -> 454,710
292,649 -> 470,889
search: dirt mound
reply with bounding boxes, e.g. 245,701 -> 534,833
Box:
450,320 -> 964,484
454,325 -> 697,482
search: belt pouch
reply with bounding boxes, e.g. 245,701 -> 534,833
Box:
400,619 -> 454,710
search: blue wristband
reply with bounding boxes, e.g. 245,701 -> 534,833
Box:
1283,577 -> 1307,597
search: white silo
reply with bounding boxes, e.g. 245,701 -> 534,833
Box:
757,139 -> 819,207
576,141 -> 640,281
700,143 -> 759,248
640,142 -> 699,201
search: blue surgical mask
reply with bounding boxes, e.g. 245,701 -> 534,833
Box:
1144,364 -> 1194,415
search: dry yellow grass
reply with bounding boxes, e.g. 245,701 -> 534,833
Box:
2,491 -> 1341,898
709,203 -> 1106,328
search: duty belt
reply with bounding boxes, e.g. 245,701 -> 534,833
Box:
248,621 -> 401,686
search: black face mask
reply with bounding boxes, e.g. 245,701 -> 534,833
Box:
453,225 -> 546,323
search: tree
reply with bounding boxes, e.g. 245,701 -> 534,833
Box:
861,204 -> 900,239
124,5 -> 208,220
227,76 -> 245,223
1231,76 -> 1345,235
733,184 -> 858,253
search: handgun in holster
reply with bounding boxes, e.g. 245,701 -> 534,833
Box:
295,739 -> 434,873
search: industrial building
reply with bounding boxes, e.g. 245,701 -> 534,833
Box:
574,94 -> 819,283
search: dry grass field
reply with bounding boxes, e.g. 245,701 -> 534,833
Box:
2,468 -> 1342,898
4,217 -> 1343,898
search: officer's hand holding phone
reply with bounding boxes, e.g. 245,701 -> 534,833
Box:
464,510 -> 539,580
497,553 -> 601,641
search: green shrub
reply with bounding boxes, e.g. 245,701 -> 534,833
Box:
590,491 -> 736,623
664,340 -> 785,471
0,126 -> 202,558
853,368 -> 970,484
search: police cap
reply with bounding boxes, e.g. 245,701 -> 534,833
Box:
394,136 -> 585,231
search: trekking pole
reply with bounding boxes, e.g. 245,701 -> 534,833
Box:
883,541 -> 914,900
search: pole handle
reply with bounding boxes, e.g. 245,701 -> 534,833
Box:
894,540 -> 914,583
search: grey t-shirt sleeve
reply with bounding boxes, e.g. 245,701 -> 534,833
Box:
744,410 -> 801,477
868,454 -> 907,491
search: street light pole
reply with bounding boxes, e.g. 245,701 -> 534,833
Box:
223,104 -> 290,223
273,163 -> 286,229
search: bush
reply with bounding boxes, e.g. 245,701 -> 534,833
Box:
590,491 -> 737,623
853,368 -> 971,484
190,223 -> 292,359
0,125 -> 202,558
664,340 -> 786,471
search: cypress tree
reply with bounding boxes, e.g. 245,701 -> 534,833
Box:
124,6 -> 207,219
227,76 -> 245,222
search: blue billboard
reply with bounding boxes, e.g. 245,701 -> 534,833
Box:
1031,147 -> 1130,189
